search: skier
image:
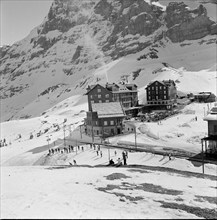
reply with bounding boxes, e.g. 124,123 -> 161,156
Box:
100,151 -> 102,157
73,159 -> 77,165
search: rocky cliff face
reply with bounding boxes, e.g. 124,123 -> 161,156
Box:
0,0 -> 216,121
165,2 -> 217,42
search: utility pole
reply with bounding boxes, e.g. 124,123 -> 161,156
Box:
91,113 -> 94,144
108,147 -> 110,161
201,140 -> 204,175
134,126 -> 137,149
63,124 -> 66,146
46,136 -> 51,151
69,124 -> 72,137
80,125 -> 82,139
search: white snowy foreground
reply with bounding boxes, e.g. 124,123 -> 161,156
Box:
1,164 -> 217,219
1,101 -> 217,218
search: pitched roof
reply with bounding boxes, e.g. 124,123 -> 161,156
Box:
92,102 -> 125,118
85,84 -> 108,95
106,83 -> 137,92
145,80 -> 175,89
204,114 -> 217,121
210,107 -> 217,113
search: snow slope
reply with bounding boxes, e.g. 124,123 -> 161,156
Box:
1,164 -> 216,219
1,96 -> 217,219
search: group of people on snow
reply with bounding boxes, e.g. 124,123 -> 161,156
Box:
108,150 -> 128,167
48,145 -> 81,156
0,138 -> 7,147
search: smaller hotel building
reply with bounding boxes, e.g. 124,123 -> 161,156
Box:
202,106 -> 217,157
145,80 -> 177,110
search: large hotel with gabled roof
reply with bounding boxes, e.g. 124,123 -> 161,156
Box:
84,82 -> 139,138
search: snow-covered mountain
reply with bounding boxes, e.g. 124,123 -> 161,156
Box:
0,0 -> 216,122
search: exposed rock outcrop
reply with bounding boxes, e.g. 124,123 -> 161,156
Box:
165,2 -> 216,42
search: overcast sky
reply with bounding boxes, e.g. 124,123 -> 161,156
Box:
0,0 -> 53,46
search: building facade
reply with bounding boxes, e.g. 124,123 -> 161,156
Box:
86,82 -> 139,115
194,92 -> 216,103
106,83 -> 138,109
145,80 -> 177,110
85,102 -> 125,138
202,106 -> 217,158
86,84 -> 114,111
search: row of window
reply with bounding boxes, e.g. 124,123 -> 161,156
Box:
148,95 -> 167,100
148,86 -> 166,90
87,128 -> 115,136
90,94 -> 110,99
123,103 -> 131,108
148,91 -> 167,94
148,101 -> 169,104
91,100 -> 110,104
87,120 -> 115,126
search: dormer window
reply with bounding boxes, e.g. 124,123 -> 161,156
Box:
97,88 -> 101,93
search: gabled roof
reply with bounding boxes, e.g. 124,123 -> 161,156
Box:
145,80 -> 165,89
202,135 -> 217,141
145,80 -> 175,89
204,114 -> 217,121
85,84 -> 110,95
210,107 -> 217,114
92,102 -> 125,118
106,82 -> 137,92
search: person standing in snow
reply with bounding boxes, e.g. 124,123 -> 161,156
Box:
97,150 -> 99,156
168,153 -> 172,160
122,151 -> 127,165
100,151 -> 102,157
114,150 -> 117,156
125,151 -> 128,159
